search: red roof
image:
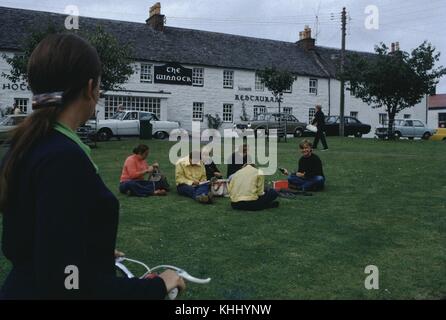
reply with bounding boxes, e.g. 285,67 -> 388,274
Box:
429,94 -> 446,109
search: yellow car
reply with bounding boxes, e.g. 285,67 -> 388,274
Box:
430,128 -> 446,141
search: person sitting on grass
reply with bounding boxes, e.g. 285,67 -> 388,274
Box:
281,139 -> 325,192
176,151 -> 213,204
119,144 -> 167,196
228,164 -> 279,211
227,143 -> 252,178
201,145 -> 223,180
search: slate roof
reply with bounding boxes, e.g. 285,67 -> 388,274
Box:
0,6 -> 374,78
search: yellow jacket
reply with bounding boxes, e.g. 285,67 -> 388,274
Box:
228,165 -> 265,202
175,156 -> 207,186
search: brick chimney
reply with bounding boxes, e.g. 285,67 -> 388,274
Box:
297,25 -> 315,50
146,2 -> 165,31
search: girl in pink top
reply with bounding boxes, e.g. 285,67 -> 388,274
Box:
119,144 -> 166,196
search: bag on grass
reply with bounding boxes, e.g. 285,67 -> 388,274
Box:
210,179 -> 229,197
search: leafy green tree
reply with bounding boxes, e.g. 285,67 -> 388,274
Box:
257,68 -> 295,140
344,41 -> 446,139
2,25 -> 133,91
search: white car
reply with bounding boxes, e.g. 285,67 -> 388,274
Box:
375,119 -> 435,140
93,110 -> 180,140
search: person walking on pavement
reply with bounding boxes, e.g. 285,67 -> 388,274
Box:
312,105 -> 328,151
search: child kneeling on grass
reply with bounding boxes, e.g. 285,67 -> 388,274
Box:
282,139 -> 325,192
228,164 -> 279,211
119,144 -> 167,196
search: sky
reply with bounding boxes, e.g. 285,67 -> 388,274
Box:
1,0 -> 445,93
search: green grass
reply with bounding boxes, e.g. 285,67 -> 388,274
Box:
1,137 -> 445,299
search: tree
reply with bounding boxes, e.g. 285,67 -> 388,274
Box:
257,68 -> 295,141
2,24 -> 134,91
344,42 -> 446,139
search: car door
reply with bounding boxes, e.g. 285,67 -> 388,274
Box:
324,116 -> 338,136
345,117 -> 361,136
402,120 -> 414,137
412,120 -> 425,137
117,111 -> 140,136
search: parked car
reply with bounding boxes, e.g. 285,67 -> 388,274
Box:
321,116 -> 371,137
92,110 -> 180,140
375,119 -> 435,140
235,112 -> 307,137
0,114 -> 27,143
429,128 -> 446,141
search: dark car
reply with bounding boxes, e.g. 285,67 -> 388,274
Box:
322,116 -> 371,137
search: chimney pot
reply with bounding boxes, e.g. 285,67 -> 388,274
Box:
146,2 -> 165,31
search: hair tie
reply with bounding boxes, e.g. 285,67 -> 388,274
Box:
32,91 -> 64,110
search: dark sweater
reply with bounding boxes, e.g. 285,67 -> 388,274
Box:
0,130 -> 167,299
297,153 -> 324,178
312,110 -> 326,130
227,152 -> 250,178
205,161 -> 221,180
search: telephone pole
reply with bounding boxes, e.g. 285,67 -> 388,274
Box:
339,7 -> 347,137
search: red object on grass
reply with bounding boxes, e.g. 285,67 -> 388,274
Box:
273,180 -> 288,191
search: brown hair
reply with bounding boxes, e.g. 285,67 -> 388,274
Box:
133,144 -> 149,155
299,139 -> 313,149
0,33 -> 101,211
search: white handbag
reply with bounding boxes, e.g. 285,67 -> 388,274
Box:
210,179 -> 229,197
306,124 -> 318,133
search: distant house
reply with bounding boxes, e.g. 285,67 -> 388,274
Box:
428,94 -> 446,128
0,3 -> 428,135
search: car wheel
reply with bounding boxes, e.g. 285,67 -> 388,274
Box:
354,132 -> 363,138
154,131 -> 168,139
97,128 -> 112,141
422,132 -> 431,140
294,128 -> 304,137
394,131 -> 402,139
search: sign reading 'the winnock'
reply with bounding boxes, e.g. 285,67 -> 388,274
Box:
154,62 -> 192,85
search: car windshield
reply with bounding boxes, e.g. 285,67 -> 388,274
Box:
325,116 -> 338,124
255,113 -> 270,121
111,111 -> 126,120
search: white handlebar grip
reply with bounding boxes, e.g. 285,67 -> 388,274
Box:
168,288 -> 178,300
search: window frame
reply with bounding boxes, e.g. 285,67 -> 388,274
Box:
140,63 -> 153,83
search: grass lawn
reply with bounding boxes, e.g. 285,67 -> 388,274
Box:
1,137 -> 445,299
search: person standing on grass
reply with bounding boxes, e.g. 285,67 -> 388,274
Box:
0,34 -> 185,299
312,105 -> 328,151
176,151 -> 213,204
228,164 -> 279,211
282,140 -> 325,192
119,144 -> 167,197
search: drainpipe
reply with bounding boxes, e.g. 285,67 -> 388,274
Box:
328,78 -> 331,116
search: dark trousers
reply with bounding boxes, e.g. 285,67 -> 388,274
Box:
177,183 -> 210,200
288,175 -> 325,191
231,188 -> 279,211
119,180 -> 163,197
313,130 -> 328,149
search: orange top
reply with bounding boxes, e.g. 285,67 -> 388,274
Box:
120,154 -> 149,182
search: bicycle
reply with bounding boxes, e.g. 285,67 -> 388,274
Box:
115,257 -> 211,300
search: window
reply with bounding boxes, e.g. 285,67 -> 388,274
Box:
283,107 -> 293,115
14,98 -> 28,114
223,70 -> 234,89
413,120 -> 424,127
284,81 -> 293,93
104,95 -> 161,119
308,108 -> 316,123
403,114 -> 411,119
140,63 -> 153,83
379,113 -> 387,125
253,105 -> 266,118
309,78 -> 318,95
124,112 -> 139,120
223,104 -> 233,122
192,102 -> 204,121
255,73 -> 264,91
192,67 -> 204,86
350,111 -> 358,118
404,120 -> 413,127
439,113 -> 446,128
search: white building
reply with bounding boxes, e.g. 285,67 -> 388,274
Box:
0,4 -> 428,137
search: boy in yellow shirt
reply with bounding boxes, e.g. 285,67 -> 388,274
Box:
176,151 -> 212,204
228,164 -> 279,211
